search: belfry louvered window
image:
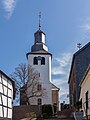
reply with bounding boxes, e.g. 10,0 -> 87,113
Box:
41,57 -> 45,65
33,57 -> 38,65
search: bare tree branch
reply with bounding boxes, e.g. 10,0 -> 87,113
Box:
11,63 -> 47,105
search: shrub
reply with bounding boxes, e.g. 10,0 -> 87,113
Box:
75,101 -> 82,111
42,104 -> 53,118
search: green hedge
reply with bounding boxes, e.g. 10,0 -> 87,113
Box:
42,104 -> 53,119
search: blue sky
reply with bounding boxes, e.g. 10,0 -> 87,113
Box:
0,0 -> 90,103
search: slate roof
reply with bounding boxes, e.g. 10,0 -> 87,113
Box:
51,83 -> 60,90
26,50 -> 52,59
68,42 -> 90,83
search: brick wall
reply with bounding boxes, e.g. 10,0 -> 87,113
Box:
52,90 -> 58,104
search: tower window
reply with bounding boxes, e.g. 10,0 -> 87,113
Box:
33,57 -> 38,65
38,73 -> 40,77
41,57 -> 45,65
37,84 -> 42,91
37,98 -> 42,105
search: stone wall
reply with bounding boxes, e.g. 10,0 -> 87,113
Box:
12,105 -> 41,120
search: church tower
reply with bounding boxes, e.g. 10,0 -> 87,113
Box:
26,13 -> 52,105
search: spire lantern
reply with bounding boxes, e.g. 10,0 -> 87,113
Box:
31,13 -> 48,52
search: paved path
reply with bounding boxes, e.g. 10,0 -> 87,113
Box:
44,118 -> 74,120
44,119 -> 74,120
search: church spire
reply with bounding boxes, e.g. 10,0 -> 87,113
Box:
39,12 -> 41,30
31,13 -> 48,52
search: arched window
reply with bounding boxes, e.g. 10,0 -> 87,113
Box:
41,57 -> 45,65
33,57 -> 38,65
37,98 -> 42,105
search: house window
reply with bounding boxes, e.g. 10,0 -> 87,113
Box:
37,98 -> 42,105
86,91 -> 88,111
80,98 -> 82,109
41,57 -> 45,65
37,84 -> 42,91
33,57 -> 38,65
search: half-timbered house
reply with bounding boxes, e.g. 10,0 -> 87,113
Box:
0,70 -> 15,120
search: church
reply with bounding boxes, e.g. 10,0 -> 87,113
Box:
21,14 -> 59,109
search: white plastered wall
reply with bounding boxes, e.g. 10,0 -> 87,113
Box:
80,69 -> 90,116
27,54 -> 52,105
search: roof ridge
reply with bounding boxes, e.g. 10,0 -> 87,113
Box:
74,42 -> 90,56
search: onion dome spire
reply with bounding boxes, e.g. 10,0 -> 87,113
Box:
31,12 -> 48,52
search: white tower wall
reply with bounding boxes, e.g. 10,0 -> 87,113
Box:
27,54 -> 52,105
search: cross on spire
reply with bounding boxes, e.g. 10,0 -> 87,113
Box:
39,12 -> 41,30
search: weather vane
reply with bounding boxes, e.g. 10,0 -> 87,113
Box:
77,43 -> 82,50
39,12 -> 41,30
